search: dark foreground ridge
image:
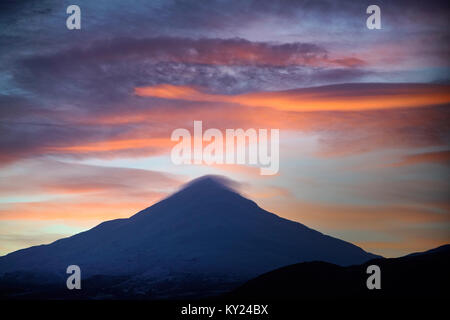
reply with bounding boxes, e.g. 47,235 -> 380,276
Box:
226,244 -> 450,299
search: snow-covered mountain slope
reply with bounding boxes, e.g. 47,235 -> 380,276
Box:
0,175 -> 380,283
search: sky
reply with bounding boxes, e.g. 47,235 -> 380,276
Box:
0,0 -> 449,257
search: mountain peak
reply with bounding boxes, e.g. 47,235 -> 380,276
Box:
130,175 -> 244,220
179,175 -> 239,193
165,175 -> 243,204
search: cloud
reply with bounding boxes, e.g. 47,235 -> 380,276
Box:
286,201 -> 449,232
0,159 -> 182,200
11,36 -> 370,105
135,82 -> 450,111
25,37 -> 344,67
389,150 -> 450,167
2,83 -> 448,165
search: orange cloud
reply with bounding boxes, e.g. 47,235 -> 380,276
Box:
41,182 -> 120,195
135,83 -> 450,111
2,84 -> 448,166
46,138 -> 170,153
0,201 -> 143,221
0,159 -> 182,199
280,201 -> 450,231
390,150 -> 450,167
64,100 -> 449,161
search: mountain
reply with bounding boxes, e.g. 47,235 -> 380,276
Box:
227,244 -> 450,299
0,175 -> 379,299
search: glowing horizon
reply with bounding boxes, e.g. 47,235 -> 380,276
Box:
0,0 -> 449,258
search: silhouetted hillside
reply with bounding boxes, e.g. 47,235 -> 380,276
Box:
227,244 -> 450,299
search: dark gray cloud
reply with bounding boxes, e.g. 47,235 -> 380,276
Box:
10,36 -> 368,108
